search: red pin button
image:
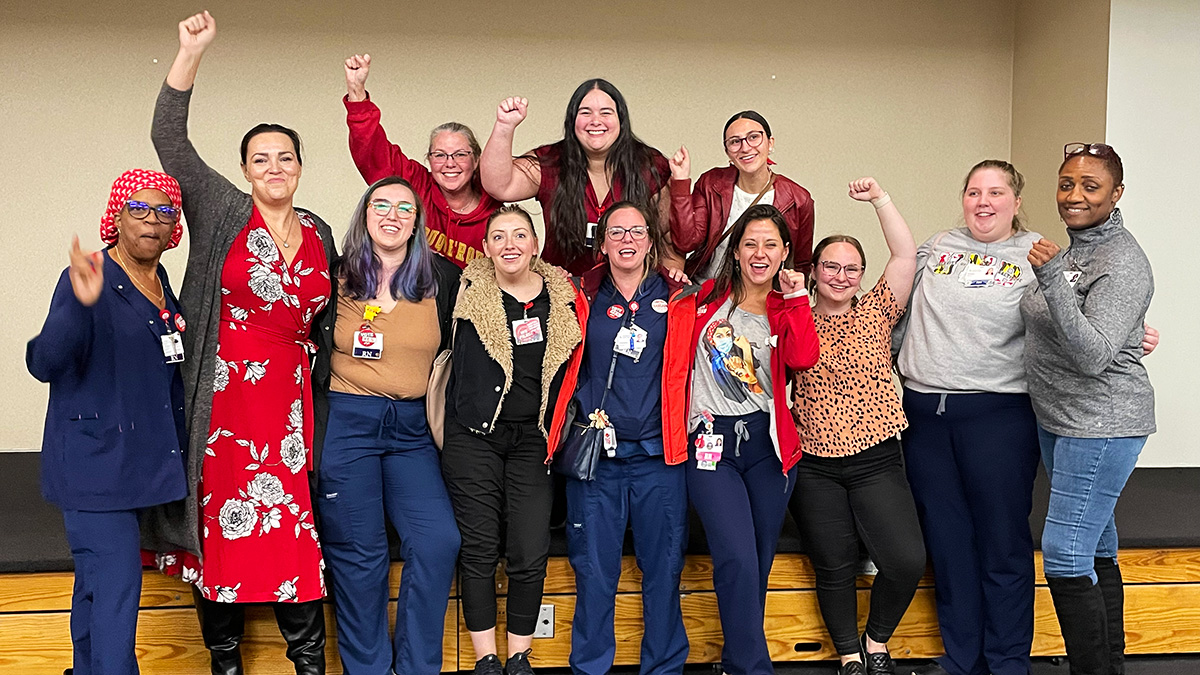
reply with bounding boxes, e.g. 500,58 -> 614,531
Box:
628,301 -> 639,313
607,305 -> 625,319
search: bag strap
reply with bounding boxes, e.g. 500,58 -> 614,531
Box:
595,350 -> 620,411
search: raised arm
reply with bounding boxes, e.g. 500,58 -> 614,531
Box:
479,97 -> 540,201
667,145 -> 708,254
343,54 -> 428,186
848,177 -> 917,307
772,269 -> 821,370
27,243 -> 100,383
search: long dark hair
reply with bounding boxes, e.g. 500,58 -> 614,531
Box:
534,78 -> 663,264
340,176 -> 437,302
701,203 -> 793,313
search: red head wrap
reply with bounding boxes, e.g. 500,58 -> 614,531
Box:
100,169 -> 184,249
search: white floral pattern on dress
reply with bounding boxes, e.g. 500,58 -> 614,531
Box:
275,577 -> 300,602
246,227 -> 279,264
246,472 -> 286,507
242,359 -> 269,384
279,430 -> 306,475
219,498 -> 258,540
215,584 -> 241,603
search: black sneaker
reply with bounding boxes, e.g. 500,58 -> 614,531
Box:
907,663 -> 951,675
838,661 -> 867,675
860,634 -> 896,675
474,654 -> 503,675
505,649 -> 535,675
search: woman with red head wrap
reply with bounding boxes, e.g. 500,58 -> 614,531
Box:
27,169 -> 188,674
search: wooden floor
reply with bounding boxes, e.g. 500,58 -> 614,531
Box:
2,548 -> 1198,673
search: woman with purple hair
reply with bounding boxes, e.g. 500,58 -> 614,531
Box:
311,176 -> 463,675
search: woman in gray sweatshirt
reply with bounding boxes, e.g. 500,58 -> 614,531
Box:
1021,143 -> 1154,675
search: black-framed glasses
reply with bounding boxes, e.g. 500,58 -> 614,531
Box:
1064,142 -> 1116,160
818,260 -> 864,278
126,200 -> 180,224
605,226 -> 649,241
369,200 -> 418,218
724,130 -> 766,152
428,151 -> 473,163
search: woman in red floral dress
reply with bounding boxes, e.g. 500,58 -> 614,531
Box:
142,12 -> 335,674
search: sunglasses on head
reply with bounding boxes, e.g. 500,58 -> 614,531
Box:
1064,142 -> 1116,160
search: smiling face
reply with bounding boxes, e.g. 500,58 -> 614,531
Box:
962,167 -> 1021,243
241,132 -> 302,205
1057,155 -> 1123,229
573,87 -> 620,156
813,241 -> 865,306
366,183 -> 418,255
114,188 -> 175,263
599,206 -> 652,275
484,212 -> 538,276
736,219 -> 789,288
724,117 -> 774,176
428,130 -> 478,194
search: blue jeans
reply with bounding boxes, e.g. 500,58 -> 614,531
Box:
1038,427 -> 1145,581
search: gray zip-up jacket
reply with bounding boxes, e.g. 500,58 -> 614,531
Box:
1020,208 -> 1155,438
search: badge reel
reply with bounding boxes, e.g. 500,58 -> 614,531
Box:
695,411 -> 723,471
353,305 -> 384,359
159,309 -> 185,364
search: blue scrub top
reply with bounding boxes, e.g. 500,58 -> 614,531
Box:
575,274 -> 669,456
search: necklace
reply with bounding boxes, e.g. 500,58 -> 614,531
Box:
113,246 -> 165,305
267,211 -> 297,249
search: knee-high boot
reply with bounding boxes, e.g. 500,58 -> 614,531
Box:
1046,575 -> 1111,675
1094,558 -> 1126,675
193,587 -> 246,675
273,600 -> 326,674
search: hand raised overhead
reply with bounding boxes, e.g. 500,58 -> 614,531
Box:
344,53 -> 371,99
848,177 -> 884,202
177,10 -> 216,54
496,97 -> 529,129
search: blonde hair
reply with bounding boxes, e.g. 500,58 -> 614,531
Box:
963,159 -> 1026,232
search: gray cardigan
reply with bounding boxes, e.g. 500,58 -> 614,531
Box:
1020,208 -> 1155,438
140,83 -> 336,555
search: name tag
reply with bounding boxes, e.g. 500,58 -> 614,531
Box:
161,332 -> 185,363
1064,270 -> 1082,287
959,264 -> 995,288
512,317 -> 544,345
352,329 -> 383,359
695,433 -> 723,471
614,324 -> 648,361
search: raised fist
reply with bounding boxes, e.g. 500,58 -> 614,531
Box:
344,53 -> 371,96
848,177 -> 884,202
178,11 -> 216,55
496,97 -> 529,129
670,145 -> 691,181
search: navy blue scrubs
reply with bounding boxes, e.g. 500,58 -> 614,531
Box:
566,275 -> 689,675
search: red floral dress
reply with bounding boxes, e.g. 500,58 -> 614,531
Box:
176,208 -> 330,603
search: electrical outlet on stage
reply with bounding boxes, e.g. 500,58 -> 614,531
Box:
533,603 -> 554,638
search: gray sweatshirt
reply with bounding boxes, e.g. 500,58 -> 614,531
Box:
894,227 -> 1042,393
1020,209 -> 1155,438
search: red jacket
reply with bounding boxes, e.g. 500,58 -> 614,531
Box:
670,165 -> 815,279
689,282 -> 820,473
546,264 -> 698,465
345,95 -> 504,268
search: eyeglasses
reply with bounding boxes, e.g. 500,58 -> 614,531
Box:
605,226 -> 649,241
1064,142 -> 1116,160
724,131 -> 767,152
126,200 -> 181,224
818,260 -> 864,278
369,200 -> 418,218
428,151 -> 474,164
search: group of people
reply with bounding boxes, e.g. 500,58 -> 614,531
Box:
27,10 -> 1156,675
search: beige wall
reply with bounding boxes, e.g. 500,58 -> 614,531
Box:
0,0 -> 1016,450
1011,0 -> 1111,244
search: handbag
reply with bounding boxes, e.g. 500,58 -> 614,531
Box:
426,279 -> 466,450
552,351 -> 618,481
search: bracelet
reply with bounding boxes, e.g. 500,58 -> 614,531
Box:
871,192 -> 892,210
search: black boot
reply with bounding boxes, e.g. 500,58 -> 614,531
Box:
1094,557 -> 1126,675
1046,575 -> 1111,675
273,600 -> 326,675
193,587 -> 246,675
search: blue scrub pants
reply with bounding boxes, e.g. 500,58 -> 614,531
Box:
902,390 -> 1041,675
62,508 -> 143,675
685,411 -> 796,675
565,452 -> 689,675
317,391 -> 460,675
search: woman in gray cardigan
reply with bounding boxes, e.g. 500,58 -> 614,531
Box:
1022,142 -> 1154,675
141,12 -> 336,675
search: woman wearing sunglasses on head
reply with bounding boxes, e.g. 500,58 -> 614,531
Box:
791,178 -> 923,675
479,80 -> 677,275
343,54 -> 502,268
1021,143 -> 1154,675
28,170 -> 188,675
686,203 -> 820,675
554,202 -> 694,675
141,12 -> 336,674
669,111 -> 815,281
440,205 -> 586,675
311,177 -> 462,675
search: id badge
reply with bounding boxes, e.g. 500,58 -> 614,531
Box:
1063,270 -> 1082,287
161,332 -> 185,363
512,317 -> 544,345
603,426 -> 617,458
995,260 -> 1023,287
613,324 -> 648,361
695,433 -> 724,471
586,222 -> 599,246
959,264 -> 995,288
352,328 -> 383,359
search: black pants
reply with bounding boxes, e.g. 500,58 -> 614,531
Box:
441,417 -> 552,635
792,437 -> 926,655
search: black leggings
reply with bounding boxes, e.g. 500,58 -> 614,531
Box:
791,437 -> 926,655
441,418 -> 552,635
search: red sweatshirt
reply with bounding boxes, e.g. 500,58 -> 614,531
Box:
345,94 -> 503,269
